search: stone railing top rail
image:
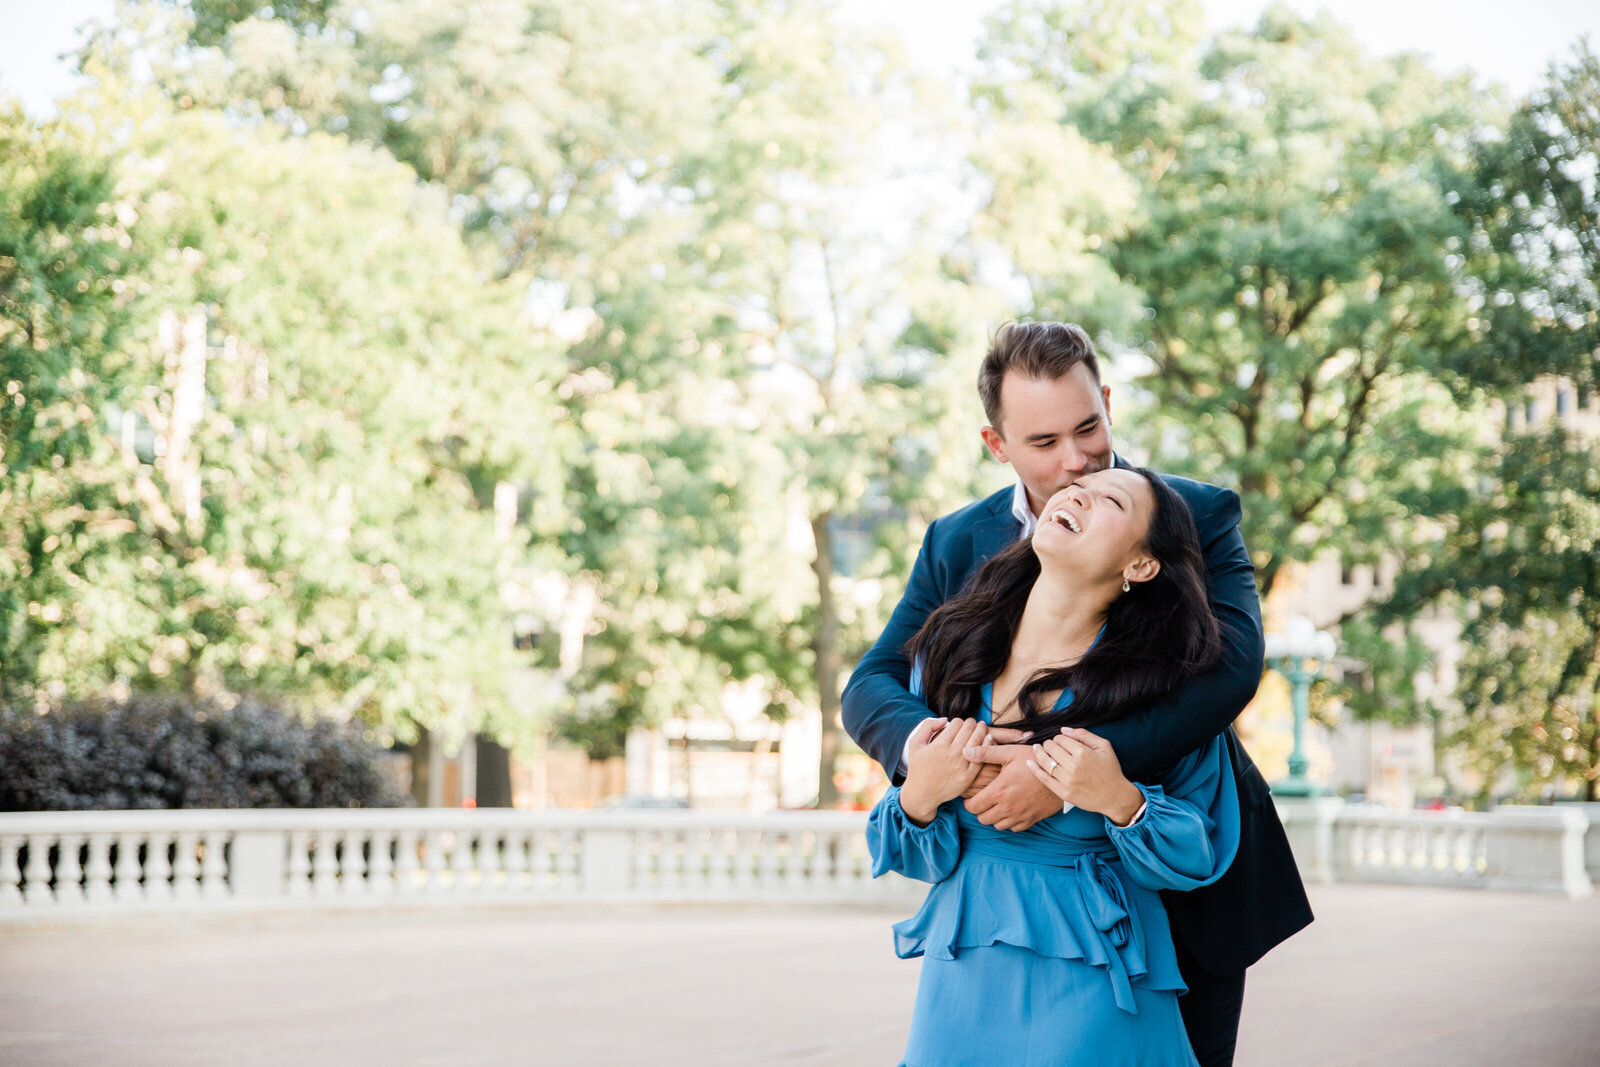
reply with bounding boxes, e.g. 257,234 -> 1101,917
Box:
0,807 -> 872,834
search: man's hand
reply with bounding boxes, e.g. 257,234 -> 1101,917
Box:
961,742 -> 1063,831
957,726 -> 1031,799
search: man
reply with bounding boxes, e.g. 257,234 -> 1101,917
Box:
841,321 -> 1312,1067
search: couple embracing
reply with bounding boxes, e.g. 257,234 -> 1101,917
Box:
843,322 -> 1313,1067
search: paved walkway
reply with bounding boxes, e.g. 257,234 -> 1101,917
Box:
3,884 -> 1598,1065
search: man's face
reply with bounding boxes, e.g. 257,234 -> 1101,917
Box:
980,364 -> 1114,518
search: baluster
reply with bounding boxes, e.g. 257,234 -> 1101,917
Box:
631,830 -> 656,894
114,832 -> 144,902
646,825 -> 672,895
0,836 -> 22,906
532,829 -> 553,891
730,829 -> 749,890
286,830 -> 312,898
672,828 -> 691,891
310,830 -> 339,896
200,831 -> 229,900
557,829 -> 581,892
786,831 -> 808,895
331,831 -> 360,895
367,830 -> 394,897
421,829 -> 447,896
758,831 -> 781,893
680,828 -> 704,895
171,832 -> 201,901
1349,824 -> 1366,872
502,829 -> 528,894
145,831 -> 175,903
84,833 -> 115,903
705,829 -> 727,894
394,829 -> 420,896
730,830 -> 754,893
53,833 -> 86,905
469,828 -> 495,893
23,833 -> 57,904
447,827 -> 474,894
22,833 -> 56,905
842,833 -> 862,888
521,829 -> 543,890
818,831 -> 841,890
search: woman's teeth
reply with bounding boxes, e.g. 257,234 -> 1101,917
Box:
1050,511 -> 1080,533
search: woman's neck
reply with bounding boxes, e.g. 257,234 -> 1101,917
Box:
1009,568 -> 1112,669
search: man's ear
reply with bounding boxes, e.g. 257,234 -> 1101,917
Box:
980,426 -> 1009,464
1125,555 -> 1160,585
1101,385 -> 1113,428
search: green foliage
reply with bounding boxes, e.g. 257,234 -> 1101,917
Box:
8,0 -> 1594,806
1372,43 -> 1600,800
0,105 -> 147,696
0,693 -> 408,810
1334,616 -> 1437,727
1451,40 -> 1600,395
975,1 -> 1494,595
134,0 -> 996,772
1,57 -> 567,749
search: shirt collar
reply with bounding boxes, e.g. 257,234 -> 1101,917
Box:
1010,479 -> 1038,540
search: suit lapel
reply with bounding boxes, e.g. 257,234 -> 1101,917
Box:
970,495 -> 1021,567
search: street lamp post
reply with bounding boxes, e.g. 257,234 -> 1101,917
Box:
1264,615 -> 1338,797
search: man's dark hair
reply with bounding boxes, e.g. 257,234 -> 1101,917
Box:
978,321 -> 1102,431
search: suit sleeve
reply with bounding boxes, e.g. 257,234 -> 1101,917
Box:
1090,487 -> 1264,783
840,520 -> 947,784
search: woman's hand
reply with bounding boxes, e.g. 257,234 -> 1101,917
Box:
900,717 -> 989,825
1025,728 -> 1145,826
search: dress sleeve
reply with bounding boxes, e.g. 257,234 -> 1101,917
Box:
866,787 -> 961,883
1104,734 -> 1240,892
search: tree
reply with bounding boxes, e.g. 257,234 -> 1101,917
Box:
1377,43 -> 1600,801
3,40 -> 567,753
700,23 -> 1004,805
139,0 -> 821,759
973,0 -> 1494,599
0,103 -> 147,699
147,0 -> 998,806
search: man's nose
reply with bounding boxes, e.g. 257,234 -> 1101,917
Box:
1061,444 -> 1086,474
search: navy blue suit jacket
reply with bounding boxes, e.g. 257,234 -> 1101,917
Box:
841,464 -> 1313,974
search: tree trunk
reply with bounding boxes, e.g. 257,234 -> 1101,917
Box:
474,735 -> 514,807
811,512 -> 843,809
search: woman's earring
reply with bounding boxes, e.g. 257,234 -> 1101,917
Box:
1122,578 -> 1131,592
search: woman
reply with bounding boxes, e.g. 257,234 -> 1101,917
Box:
867,467 -> 1239,1067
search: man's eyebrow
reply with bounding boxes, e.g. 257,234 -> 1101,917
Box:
1023,431 -> 1058,443
1073,414 -> 1101,432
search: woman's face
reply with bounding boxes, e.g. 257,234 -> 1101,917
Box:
1031,468 -> 1159,585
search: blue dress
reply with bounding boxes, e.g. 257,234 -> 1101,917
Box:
867,683 -> 1240,1067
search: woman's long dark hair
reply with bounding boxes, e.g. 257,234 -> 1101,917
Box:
906,469 -> 1220,739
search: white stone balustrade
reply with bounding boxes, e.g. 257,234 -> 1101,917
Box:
0,808 -> 918,925
0,801 -> 1591,926
1276,797 -> 1592,900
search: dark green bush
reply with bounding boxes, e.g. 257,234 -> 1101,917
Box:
0,693 -> 410,810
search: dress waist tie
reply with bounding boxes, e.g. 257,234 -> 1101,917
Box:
1074,852 -> 1139,1013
